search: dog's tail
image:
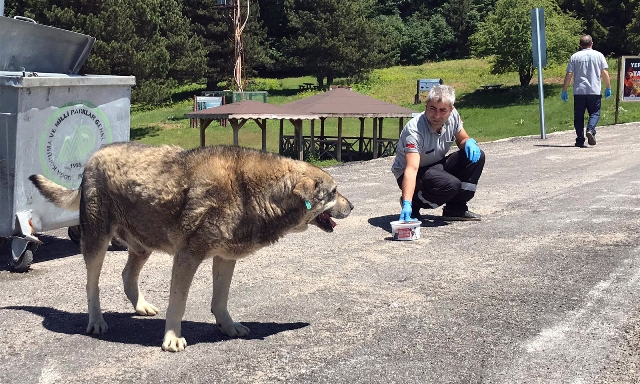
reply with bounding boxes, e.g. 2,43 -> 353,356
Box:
28,174 -> 80,211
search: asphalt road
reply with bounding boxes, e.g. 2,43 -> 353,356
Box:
2,123 -> 640,383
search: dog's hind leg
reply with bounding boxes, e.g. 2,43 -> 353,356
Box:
162,248 -> 203,352
122,248 -> 158,316
211,256 -> 250,337
82,232 -> 112,335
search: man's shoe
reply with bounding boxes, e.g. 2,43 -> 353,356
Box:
575,142 -> 587,148
586,130 -> 596,145
441,209 -> 481,221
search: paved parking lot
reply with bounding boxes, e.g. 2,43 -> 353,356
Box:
2,123 -> 640,383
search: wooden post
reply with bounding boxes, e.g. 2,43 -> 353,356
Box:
372,118 -> 378,159
199,118 -> 213,147
279,119 -> 284,154
399,118 -> 404,137
199,118 -> 206,147
292,119 -> 304,161
320,117 -> 327,152
359,117 -> 365,154
310,119 -> 315,156
255,119 -> 267,152
378,117 -> 384,156
231,119 -> 247,146
233,120 -> 240,146
337,118 -> 343,162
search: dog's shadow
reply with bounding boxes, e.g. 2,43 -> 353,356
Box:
1,306 -> 309,347
369,214 -> 449,240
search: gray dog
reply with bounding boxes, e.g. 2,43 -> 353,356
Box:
30,142 -> 353,352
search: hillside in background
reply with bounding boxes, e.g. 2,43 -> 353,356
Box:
131,58 -> 640,165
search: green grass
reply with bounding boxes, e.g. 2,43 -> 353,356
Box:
130,58 -> 640,159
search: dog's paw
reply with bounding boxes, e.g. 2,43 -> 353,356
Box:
162,332 -> 187,352
217,321 -> 250,337
86,319 -> 108,335
135,301 -> 159,316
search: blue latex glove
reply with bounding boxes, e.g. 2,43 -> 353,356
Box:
399,200 -> 416,222
561,90 -> 568,102
604,88 -> 612,99
464,138 -> 481,163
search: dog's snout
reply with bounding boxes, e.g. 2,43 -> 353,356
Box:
327,194 -> 352,219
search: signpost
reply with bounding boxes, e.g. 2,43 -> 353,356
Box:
531,7 -> 547,139
414,78 -> 443,104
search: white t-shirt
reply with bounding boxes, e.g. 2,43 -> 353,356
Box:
566,48 -> 608,95
391,109 -> 463,179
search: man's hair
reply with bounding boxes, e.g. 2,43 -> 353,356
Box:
579,35 -> 593,49
427,85 -> 456,107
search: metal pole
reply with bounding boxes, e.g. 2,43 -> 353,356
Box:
1,0 -> 5,17
615,57 -> 622,124
535,9 -> 546,139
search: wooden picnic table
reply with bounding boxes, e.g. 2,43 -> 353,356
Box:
480,84 -> 504,90
299,82 -> 316,91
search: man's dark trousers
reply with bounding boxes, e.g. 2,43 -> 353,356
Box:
574,94 -> 601,145
396,150 -> 485,214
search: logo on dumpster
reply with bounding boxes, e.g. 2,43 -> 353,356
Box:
39,101 -> 111,189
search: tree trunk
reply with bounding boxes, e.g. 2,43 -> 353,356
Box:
207,78 -> 223,91
327,75 -> 334,88
519,65 -> 534,87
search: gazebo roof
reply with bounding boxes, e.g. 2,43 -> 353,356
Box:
282,88 -> 416,118
185,100 -> 317,120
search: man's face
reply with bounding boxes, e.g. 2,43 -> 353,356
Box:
425,99 -> 453,131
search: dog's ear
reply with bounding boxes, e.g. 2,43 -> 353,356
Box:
293,177 -> 316,201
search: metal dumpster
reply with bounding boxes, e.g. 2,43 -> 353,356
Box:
0,16 -> 135,271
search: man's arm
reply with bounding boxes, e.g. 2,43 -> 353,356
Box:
455,127 -> 472,151
562,72 -> 573,92
401,152 -> 420,202
601,69 -> 611,89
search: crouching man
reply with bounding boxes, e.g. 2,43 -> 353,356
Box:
392,85 -> 485,221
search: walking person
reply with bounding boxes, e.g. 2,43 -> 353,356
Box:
392,85 -> 485,222
561,34 -> 612,147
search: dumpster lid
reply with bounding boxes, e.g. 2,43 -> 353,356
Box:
0,16 -> 95,74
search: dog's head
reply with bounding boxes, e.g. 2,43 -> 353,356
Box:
292,165 -> 353,233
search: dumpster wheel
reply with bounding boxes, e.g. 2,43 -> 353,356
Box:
10,243 -> 34,273
68,225 -> 81,245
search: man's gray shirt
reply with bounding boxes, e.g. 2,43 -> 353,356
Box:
566,48 -> 608,95
391,109 -> 462,179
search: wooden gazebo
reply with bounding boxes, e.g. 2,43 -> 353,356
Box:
185,89 -> 417,161
281,88 -> 416,161
184,100 -> 317,160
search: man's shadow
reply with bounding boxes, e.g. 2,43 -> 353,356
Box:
1,305 -> 309,347
369,214 -> 449,240
534,144 -> 584,148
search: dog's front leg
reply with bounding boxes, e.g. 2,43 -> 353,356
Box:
211,257 -> 250,337
162,250 -> 202,352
